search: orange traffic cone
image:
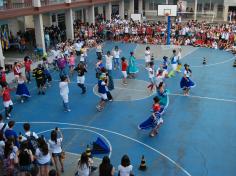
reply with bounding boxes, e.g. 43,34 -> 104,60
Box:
86,144 -> 92,158
139,155 -> 147,171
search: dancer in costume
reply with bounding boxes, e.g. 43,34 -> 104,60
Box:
161,56 -> 169,78
138,96 -> 164,137
1,83 -> 13,119
147,62 -> 155,92
149,96 -> 163,137
74,63 -> 87,94
121,57 -> 128,85
128,52 -> 139,79
156,82 -> 169,107
16,73 -> 30,103
176,48 -> 182,73
33,64 -> 46,95
169,50 -> 178,77
180,64 -> 195,96
96,74 -> 108,112
156,69 -> 164,90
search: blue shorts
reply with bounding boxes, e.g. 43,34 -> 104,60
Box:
36,160 -> 51,166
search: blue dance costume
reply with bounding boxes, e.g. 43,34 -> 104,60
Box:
180,69 -> 195,90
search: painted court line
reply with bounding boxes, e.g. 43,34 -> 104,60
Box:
17,121 -> 192,176
37,127 -> 112,158
169,93 -> 236,103
54,79 -> 236,103
191,56 -> 235,68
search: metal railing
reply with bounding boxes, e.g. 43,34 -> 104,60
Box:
40,0 -> 65,6
0,0 -> 32,10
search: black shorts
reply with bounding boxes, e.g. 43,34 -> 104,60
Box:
36,79 -> 44,88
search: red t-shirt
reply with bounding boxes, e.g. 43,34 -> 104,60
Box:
0,71 -> 6,82
153,103 -> 160,112
2,88 -> 11,102
121,61 -> 127,71
24,60 -> 32,72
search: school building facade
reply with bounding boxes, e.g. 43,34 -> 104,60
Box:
0,0 -> 235,67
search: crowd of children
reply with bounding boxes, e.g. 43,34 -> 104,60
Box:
0,119 -> 137,176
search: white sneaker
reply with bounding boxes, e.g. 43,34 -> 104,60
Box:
6,117 -> 10,120
21,99 -> 24,103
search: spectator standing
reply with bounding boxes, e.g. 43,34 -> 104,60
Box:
35,137 -> 52,176
99,156 -> 115,176
118,155 -> 134,176
48,128 -> 64,173
4,121 -> 19,148
75,152 -> 93,176
24,56 -> 32,83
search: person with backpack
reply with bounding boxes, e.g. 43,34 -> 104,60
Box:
23,123 -> 39,154
48,128 -> 64,173
18,142 -> 34,176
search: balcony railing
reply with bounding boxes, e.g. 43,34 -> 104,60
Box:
0,0 -> 32,10
40,0 -> 65,6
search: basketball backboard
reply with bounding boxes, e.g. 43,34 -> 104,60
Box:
158,5 -> 177,16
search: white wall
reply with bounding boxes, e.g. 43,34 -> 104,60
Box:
8,19 -> 21,36
24,16 -> 34,29
43,14 -> 51,27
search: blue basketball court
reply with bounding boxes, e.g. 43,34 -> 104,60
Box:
4,41 -> 236,176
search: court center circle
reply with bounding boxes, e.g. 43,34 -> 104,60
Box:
93,79 -> 155,101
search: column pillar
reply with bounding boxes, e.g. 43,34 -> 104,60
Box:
119,0 -> 124,19
65,9 -> 74,40
0,42 -> 5,68
138,0 -> 143,14
81,9 -> 84,23
33,14 -> 46,53
223,5 -> 228,21
86,5 -> 95,24
129,0 -> 134,16
105,2 -> 112,21
194,0 -> 197,21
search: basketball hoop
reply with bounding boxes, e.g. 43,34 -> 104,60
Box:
165,13 -> 170,16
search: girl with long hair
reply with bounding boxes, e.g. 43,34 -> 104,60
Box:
48,128 -> 64,173
35,137 -> 52,176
